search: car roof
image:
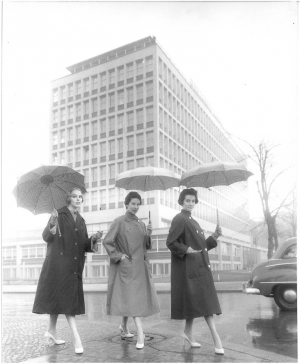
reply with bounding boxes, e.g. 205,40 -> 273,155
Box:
272,237 -> 297,259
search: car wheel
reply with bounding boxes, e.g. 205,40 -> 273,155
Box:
274,285 -> 297,311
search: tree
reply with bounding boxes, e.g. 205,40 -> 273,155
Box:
236,140 -> 295,258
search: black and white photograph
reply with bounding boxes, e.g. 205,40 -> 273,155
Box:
2,1 -> 298,363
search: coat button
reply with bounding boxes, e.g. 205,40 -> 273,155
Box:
75,228 -> 78,231
75,242 -> 78,245
205,248 -> 207,251
74,272 -> 76,274
197,230 -> 198,233
60,252 -> 63,255
189,217 -> 192,219
208,264 -> 211,268
74,257 -> 77,260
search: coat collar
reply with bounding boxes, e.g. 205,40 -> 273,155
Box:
58,206 -> 82,227
124,211 -> 139,222
181,209 -> 192,217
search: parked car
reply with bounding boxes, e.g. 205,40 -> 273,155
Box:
243,237 -> 297,311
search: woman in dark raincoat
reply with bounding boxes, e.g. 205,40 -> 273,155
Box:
103,191 -> 160,349
32,188 -> 102,354
166,188 -> 224,355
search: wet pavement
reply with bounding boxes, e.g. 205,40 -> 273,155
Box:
2,287 -> 297,363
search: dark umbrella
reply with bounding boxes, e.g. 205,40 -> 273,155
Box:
179,161 -> 253,224
12,165 -> 87,214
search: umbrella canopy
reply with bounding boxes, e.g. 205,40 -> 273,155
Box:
12,165 -> 87,215
115,166 -> 180,191
179,161 -> 253,188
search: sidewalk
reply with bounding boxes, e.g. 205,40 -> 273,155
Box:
2,281 -> 243,293
19,320 -> 295,363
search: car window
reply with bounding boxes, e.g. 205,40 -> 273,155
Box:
283,244 -> 297,258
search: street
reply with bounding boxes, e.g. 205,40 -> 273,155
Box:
2,291 -> 297,363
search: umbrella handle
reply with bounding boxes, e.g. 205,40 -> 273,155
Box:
149,210 -> 151,224
216,208 -> 220,227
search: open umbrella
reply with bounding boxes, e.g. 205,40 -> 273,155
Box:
179,161 -> 253,224
12,165 -> 87,215
115,166 -> 180,221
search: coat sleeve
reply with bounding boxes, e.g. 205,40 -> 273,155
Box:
206,236 -> 218,251
83,222 -> 94,253
166,214 -> 188,258
102,219 -> 123,263
42,218 -> 55,243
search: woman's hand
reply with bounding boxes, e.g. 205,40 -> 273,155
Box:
121,254 -> 129,261
146,222 -> 152,236
212,225 -> 222,240
92,230 -> 103,242
186,247 -> 202,254
50,209 -> 58,224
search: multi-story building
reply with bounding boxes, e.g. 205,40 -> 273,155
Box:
3,36 -> 267,284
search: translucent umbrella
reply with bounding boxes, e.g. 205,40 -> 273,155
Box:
179,161 -> 253,224
115,166 -> 180,221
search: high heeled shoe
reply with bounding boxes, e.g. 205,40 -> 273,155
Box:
136,334 -> 145,349
44,332 -> 65,345
181,332 -> 201,348
215,347 -> 224,355
75,346 -> 84,354
119,324 -> 134,338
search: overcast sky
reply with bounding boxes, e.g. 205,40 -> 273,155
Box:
2,1 -> 298,236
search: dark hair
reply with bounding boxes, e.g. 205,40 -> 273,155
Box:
124,191 -> 142,207
178,188 -> 199,206
65,188 -> 84,205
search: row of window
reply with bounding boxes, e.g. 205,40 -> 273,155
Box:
53,56 -> 154,103
52,81 -> 154,123
52,106 -> 154,145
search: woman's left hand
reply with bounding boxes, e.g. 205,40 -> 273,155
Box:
92,230 -> 103,242
212,225 -> 222,240
146,223 -> 152,236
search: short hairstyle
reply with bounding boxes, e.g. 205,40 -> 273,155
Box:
65,188 -> 84,205
124,191 -> 142,207
178,188 -> 199,206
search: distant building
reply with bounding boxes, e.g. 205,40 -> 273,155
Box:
3,36 -> 268,284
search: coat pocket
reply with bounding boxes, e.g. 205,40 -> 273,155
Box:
186,253 -> 204,279
119,257 -> 131,277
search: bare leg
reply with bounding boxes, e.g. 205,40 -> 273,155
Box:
133,317 -> 144,344
204,315 -> 223,349
121,316 -> 130,334
65,315 -> 82,349
184,318 -> 196,341
48,314 -> 58,337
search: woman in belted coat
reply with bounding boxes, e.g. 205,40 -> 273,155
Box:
166,188 -> 224,355
103,191 -> 160,349
32,188 -> 102,354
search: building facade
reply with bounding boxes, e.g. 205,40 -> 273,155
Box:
3,36 -> 268,284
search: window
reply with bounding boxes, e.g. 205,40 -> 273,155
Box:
68,84 -> 74,97
137,158 -> 144,167
91,144 -> 97,158
126,62 -> 133,78
100,72 -> 106,87
75,126 -> 81,139
67,149 -> 73,162
60,86 -> 66,99
52,154 -> 58,164
100,166 -> 106,181
136,60 -> 143,75
108,69 -> 115,84
127,136 -> 134,151
91,98 -> 98,113
100,95 -> 106,110
60,130 -> 65,143
60,151 -> 65,164
117,90 -> 124,105
91,167 -> 97,182
136,109 -> 143,125
100,189 -> 106,204
100,118 -> 106,133
108,116 -> 115,132
83,169 -> 89,183
83,124 -> 89,138
83,146 -> 89,160
91,76 -> 98,90
83,101 -> 89,115
145,56 -> 153,72
53,89 -> 58,103
52,132 -> 58,145
146,106 -> 153,122
83,78 -> 89,92
100,142 -> 106,157
109,187 -> 115,203
92,121 -> 98,136
60,108 -> 65,121
53,110 -> 58,123
76,103 -> 81,117
127,87 -> 133,103
117,138 -> 123,154
109,140 -> 115,155
68,106 -> 73,119
117,114 -> 124,129
136,84 -> 143,100
75,148 -> 81,162
109,165 -> 115,179
146,81 -> 153,97
75,81 -> 81,95
146,131 -> 154,147
146,156 -> 154,166
127,160 -> 134,170
136,134 -> 144,149
117,66 -> 124,81
108,93 -> 115,108
127,111 -> 134,127
118,162 -> 123,174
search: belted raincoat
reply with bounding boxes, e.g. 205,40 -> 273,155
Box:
166,209 -> 222,319
103,211 -> 160,317
33,206 -> 94,315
